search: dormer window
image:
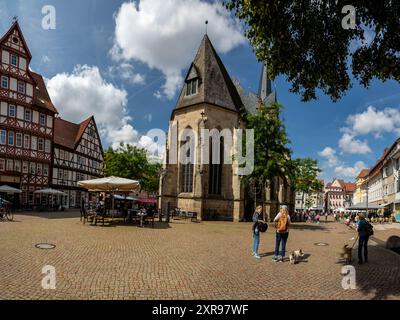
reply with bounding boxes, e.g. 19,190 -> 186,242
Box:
186,79 -> 198,96
10,54 -> 18,67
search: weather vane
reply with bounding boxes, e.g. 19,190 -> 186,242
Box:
12,16 -> 18,24
205,20 -> 208,35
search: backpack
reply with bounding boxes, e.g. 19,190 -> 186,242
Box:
277,213 -> 289,233
258,222 -> 268,233
366,222 -> 374,236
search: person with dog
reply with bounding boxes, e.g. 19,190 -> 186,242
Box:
272,205 -> 291,262
357,213 -> 373,264
252,205 -> 266,259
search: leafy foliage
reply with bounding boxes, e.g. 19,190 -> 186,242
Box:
290,157 -> 323,194
104,143 -> 161,192
226,0 -> 400,101
241,102 -> 292,185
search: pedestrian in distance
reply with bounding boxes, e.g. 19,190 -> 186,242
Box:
252,205 -> 266,259
272,205 -> 291,262
357,213 -> 373,264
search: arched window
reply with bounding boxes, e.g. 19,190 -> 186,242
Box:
180,131 -> 194,193
208,136 -> 223,195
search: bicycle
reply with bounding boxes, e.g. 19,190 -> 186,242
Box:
0,203 -> 13,221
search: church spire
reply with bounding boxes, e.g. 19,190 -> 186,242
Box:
258,63 -> 277,104
258,63 -> 271,101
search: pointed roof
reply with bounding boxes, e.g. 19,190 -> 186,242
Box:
258,63 -> 277,105
259,63 -> 272,101
54,116 -> 94,150
0,20 -> 32,59
174,35 -> 243,112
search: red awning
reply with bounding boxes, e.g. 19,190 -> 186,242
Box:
134,198 -> 157,204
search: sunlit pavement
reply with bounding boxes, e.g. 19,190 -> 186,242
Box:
0,212 -> 399,300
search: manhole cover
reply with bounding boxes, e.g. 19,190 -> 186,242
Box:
35,243 -> 56,250
314,242 -> 329,246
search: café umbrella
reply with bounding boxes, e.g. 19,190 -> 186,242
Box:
0,185 -> 22,194
77,176 -> 140,220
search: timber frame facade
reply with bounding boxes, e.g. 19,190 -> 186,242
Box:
0,21 -> 104,209
52,117 -> 104,208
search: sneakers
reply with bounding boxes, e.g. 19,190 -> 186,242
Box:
254,254 -> 261,259
272,256 -> 278,262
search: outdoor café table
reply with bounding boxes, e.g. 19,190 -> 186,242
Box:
137,212 -> 147,227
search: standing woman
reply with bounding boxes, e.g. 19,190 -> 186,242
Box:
273,205 -> 291,262
252,205 -> 265,259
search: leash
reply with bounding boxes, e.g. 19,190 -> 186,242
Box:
350,235 -> 359,249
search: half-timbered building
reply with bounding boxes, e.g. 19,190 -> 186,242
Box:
0,21 -> 57,207
52,116 -> 104,208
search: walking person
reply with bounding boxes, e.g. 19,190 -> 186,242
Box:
272,205 -> 291,262
357,213 -> 373,264
325,212 -> 328,222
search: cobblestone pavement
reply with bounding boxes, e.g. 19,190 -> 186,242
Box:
0,212 -> 399,300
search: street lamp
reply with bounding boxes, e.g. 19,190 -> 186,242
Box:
249,176 -> 264,219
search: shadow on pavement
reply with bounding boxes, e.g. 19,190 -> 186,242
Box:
289,223 -> 326,231
16,210 -> 80,219
337,242 -> 400,299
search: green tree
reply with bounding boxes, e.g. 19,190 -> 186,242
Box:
104,143 -> 161,193
241,102 -> 292,186
226,0 -> 400,101
290,157 -> 323,210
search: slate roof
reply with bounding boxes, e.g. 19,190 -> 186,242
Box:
174,35 -> 243,112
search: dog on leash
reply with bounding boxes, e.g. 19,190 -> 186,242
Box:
289,249 -> 304,264
341,245 -> 353,264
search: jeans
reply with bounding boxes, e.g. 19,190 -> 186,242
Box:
252,231 -> 260,255
274,232 -> 289,257
358,235 -> 369,262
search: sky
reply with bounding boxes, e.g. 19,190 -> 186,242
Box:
1,0 -> 399,184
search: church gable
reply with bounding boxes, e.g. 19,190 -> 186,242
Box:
174,35 -> 242,113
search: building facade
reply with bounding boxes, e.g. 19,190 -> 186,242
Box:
353,169 -> 369,205
0,21 -> 57,208
295,182 -> 325,212
324,179 -> 355,212
52,116 -> 104,208
159,35 -> 294,222
367,139 -> 400,216
0,21 -> 104,209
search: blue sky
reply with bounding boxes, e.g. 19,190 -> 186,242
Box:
1,0 -> 399,184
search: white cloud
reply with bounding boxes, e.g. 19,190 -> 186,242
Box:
46,65 -> 140,147
338,133 -> 371,154
338,106 -> 400,154
111,0 -> 245,99
46,65 -> 165,160
108,62 -> 146,85
318,147 -> 340,167
345,106 -> 400,138
334,161 -> 367,179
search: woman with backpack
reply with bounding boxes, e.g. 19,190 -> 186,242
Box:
273,205 -> 291,262
252,205 -> 266,259
357,213 -> 373,264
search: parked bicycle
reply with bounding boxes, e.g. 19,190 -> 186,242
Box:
0,200 -> 13,221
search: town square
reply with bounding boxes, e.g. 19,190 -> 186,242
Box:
1,0 -> 400,303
